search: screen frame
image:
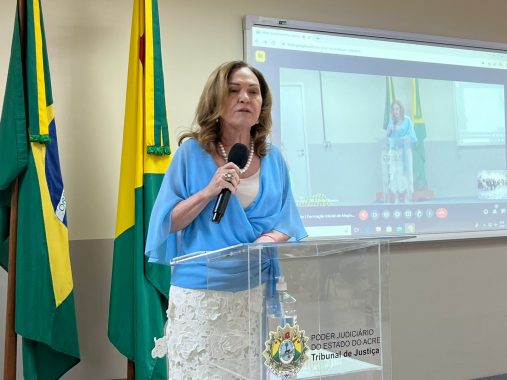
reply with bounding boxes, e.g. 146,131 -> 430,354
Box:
243,15 -> 507,242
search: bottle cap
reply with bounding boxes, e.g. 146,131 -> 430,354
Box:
276,276 -> 287,291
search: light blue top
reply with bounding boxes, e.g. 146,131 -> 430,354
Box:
145,138 -> 307,292
387,115 -> 417,149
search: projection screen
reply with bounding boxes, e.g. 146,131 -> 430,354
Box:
244,16 -> 507,240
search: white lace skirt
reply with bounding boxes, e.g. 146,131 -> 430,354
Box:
155,285 -> 265,380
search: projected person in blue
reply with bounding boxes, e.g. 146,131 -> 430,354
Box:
385,100 -> 417,203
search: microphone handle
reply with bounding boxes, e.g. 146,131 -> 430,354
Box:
212,188 -> 232,223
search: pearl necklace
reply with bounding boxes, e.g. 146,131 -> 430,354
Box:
218,140 -> 254,174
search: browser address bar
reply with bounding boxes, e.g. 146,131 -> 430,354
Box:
252,26 -> 507,70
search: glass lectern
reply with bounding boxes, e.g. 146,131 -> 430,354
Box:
170,239 -> 391,380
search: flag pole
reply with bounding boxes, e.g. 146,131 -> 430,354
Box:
4,180 -> 19,380
4,0 -> 26,378
128,359 -> 135,379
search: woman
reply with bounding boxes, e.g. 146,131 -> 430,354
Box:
385,100 -> 417,203
146,61 -> 307,379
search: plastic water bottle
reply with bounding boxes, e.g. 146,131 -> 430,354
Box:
265,277 -> 298,380
277,276 -> 297,326
266,276 -> 297,331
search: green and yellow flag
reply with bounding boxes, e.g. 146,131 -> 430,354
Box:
412,78 -> 428,189
383,76 -> 396,130
108,0 -> 172,378
0,0 -> 80,378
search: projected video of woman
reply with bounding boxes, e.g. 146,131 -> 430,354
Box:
382,100 -> 417,203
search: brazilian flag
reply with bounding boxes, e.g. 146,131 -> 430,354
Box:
412,78 -> 428,189
0,0 -> 80,378
383,76 -> 396,130
107,0 -> 172,379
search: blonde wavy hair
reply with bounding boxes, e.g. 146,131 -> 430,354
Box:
178,61 -> 272,157
391,100 -> 405,121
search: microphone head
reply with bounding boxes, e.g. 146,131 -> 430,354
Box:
228,143 -> 249,169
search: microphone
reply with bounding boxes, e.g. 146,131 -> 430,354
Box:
212,143 -> 249,223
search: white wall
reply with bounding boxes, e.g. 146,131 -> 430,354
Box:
1,0 -> 507,379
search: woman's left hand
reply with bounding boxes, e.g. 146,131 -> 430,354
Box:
254,230 -> 289,243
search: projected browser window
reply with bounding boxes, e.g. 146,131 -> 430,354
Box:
246,21 -> 507,239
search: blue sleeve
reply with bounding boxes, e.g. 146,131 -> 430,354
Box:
386,118 -> 394,137
144,142 -> 189,265
406,117 -> 418,143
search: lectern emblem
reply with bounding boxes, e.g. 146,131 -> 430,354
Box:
263,323 -> 309,378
